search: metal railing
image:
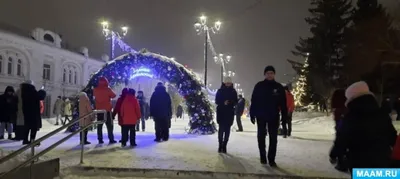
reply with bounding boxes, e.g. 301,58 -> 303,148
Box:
0,109 -> 106,178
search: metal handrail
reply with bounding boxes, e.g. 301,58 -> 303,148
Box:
0,120 -> 106,178
0,109 -> 106,164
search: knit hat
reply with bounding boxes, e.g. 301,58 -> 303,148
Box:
224,77 -> 233,84
23,80 -> 34,85
345,81 -> 372,106
264,66 -> 275,74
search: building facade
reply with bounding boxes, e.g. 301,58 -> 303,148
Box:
0,28 -> 106,117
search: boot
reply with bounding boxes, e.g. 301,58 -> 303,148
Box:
218,143 -> 223,153
260,152 -> 267,164
0,136 -> 4,140
222,142 -> 227,153
8,134 -> 12,140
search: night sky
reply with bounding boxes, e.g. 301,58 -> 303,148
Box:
0,0 -> 395,98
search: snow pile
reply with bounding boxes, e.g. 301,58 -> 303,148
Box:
0,148 -> 30,173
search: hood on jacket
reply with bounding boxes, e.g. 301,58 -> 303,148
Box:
97,77 -> 109,88
4,86 -> 15,94
79,92 -> 87,97
79,92 -> 89,101
121,88 -> 129,97
155,85 -> 166,92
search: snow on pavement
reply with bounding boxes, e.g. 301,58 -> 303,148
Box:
0,113 -> 351,178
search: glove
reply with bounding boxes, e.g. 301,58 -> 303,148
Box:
250,116 -> 256,125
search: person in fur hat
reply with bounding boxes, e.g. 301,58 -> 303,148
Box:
329,81 -> 397,172
16,80 -> 47,145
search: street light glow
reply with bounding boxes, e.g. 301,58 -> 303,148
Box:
200,15 -> 207,24
121,26 -> 128,31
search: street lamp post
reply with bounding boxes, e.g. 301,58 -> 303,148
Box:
194,15 -> 222,86
214,54 -> 231,83
101,20 -> 129,59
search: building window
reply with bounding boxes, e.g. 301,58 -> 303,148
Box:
68,69 -> 72,83
17,59 -> 22,76
63,69 -> 66,82
74,70 -> 77,84
0,55 -> 3,73
43,64 -> 51,80
7,57 -> 12,75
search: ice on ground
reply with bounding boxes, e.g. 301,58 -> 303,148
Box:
1,114 -> 352,178
0,148 -> 32,173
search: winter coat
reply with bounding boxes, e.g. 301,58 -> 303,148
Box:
64,100 -> 72,116
119,94 -> 141,125
215,84 -> 238,126
235,98 -> 245,116
331,89 -> 347,121
250,80 -> 287,123
79,92 -> 93,127
285,90 -> 295,113
17,83 -> 46,129
93,77 -> 116,112
113,88 -> 129,125
0,86 -> 18,123
53,98 -> 64,115
176,105 -> 183,117
150,85 -> 172,120
381,99 -> 392,114
394,98 -> 400,112
137,95 -> 146,117
330,94 -> 397,169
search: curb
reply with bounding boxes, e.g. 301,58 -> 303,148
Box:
70,166 -> 348,179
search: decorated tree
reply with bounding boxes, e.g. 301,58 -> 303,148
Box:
289,0 -> 353,105
292,56 -> 312,106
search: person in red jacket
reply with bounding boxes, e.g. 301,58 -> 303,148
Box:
40,100 -> 44,115
93,77 -> 117,144
113,88 -> 129,143
117,89 -> 141,147
282,86 -> 295,137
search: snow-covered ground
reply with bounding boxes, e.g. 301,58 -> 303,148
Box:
0,113 -> 363,178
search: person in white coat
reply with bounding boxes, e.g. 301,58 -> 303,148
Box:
53,96 -> 64,125
63,98 -> 72,125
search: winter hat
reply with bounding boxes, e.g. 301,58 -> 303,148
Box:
345,81 -> 372,106
264,66 -> 275,74
23,80 -> 34,85
224,77 -> 233,84
79,92 -> 87,97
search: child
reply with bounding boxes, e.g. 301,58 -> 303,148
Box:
117,89 -> 141,147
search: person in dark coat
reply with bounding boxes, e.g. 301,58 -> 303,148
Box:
394,97 -> 400,121
16,80 -> 47,145
331,89 -> 347,132
150,82 -> 172,142
329,81 -> 397,172
381,97 -> 392,115
215,77 -> 238,153
176,104 -> 183,119
0,86 -> 18,140
235,94 -> 245,132
250,66 -> 287,167
136,91 -> 147,132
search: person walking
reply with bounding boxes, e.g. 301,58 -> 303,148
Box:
53,96 -> 64,125
136,91 -> 147,132
250,66 -> 287,167
93,77 -> 117,144
0,86 -> 17,140
150,82 -> 172,142
331,89 -> 347,133
282,86 -> 295,137
63,99 -> 72,125
176,104 -> 183,119
118,89 -> 141,147
235,94 -> 245,132
78,92 -> 93,145
16,80 -> 47,145
329,81 -> 397,172
216,77 -> 238,153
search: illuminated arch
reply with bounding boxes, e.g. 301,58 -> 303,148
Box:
79,52 -> 216,134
